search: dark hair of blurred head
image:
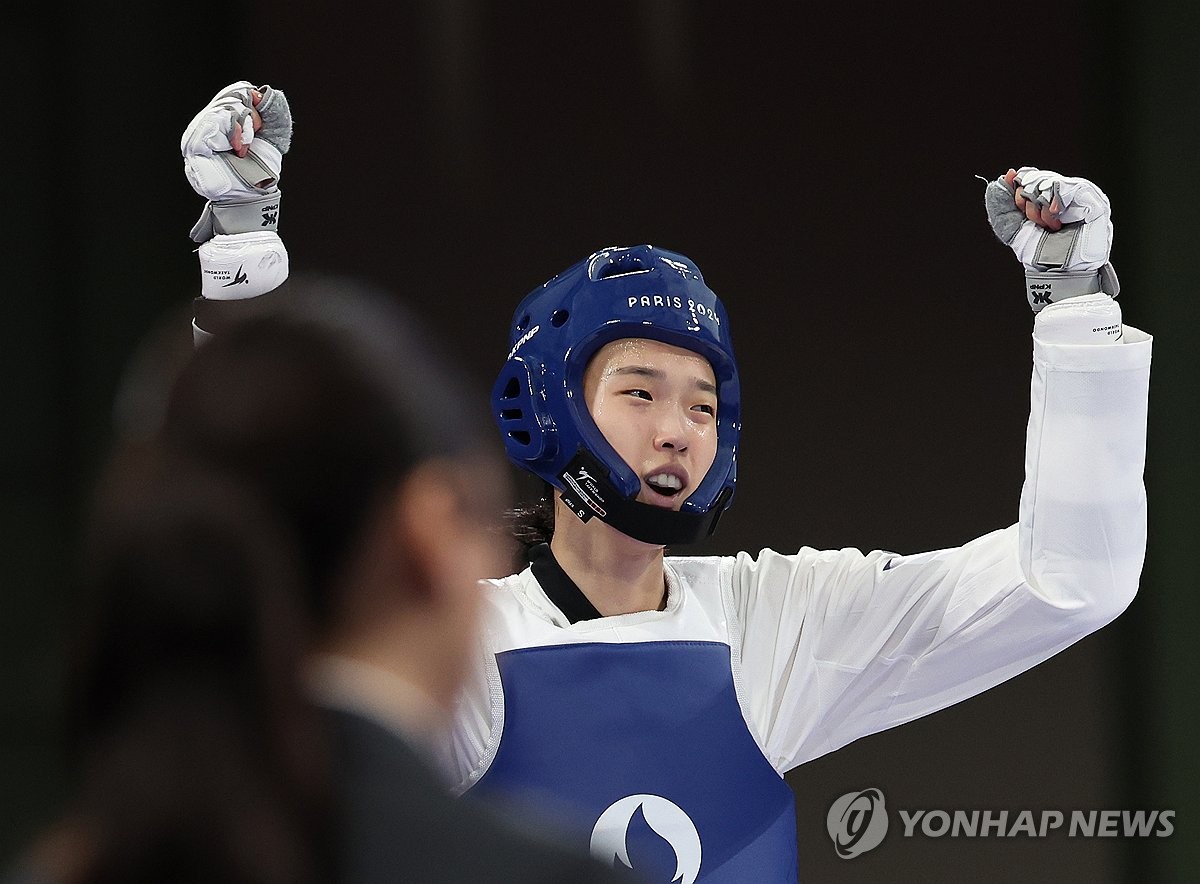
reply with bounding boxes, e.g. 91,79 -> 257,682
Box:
147,274 -> 500,621
61,455 -> 325,884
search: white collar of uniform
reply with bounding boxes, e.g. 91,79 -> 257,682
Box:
517,559 -> 686,628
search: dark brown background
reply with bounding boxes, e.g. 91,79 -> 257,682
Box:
4,2 -> 1196,880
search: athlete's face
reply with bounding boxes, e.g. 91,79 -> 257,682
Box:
583,338 -> 719,510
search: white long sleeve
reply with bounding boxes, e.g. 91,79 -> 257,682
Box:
725,322 -> 1152,772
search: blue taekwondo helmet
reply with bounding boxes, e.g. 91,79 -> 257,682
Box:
492,244 -> 741,546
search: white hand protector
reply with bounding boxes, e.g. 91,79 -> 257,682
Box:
181,81 -> 292,242
1033,292 -> 1124,346
984,167 -> 1119,312
198,232 -> 289,301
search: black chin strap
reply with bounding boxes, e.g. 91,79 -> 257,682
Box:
556,448 -> 731,546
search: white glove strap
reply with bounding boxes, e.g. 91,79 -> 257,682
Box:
198,231 -> 289,300
183,143 -> 281,200
1033,222 -> 1084,267
190,191 -> 282,243
1024,223 -> 1120,312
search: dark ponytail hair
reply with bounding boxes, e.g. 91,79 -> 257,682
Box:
506,484 -> 556,567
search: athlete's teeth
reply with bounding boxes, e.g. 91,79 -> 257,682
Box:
647,474 -> 682,491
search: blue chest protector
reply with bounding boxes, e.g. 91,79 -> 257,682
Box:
469,640 -> 798,883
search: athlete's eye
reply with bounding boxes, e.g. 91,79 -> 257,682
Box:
692,403 -> 715,416
622,389 -> 653,400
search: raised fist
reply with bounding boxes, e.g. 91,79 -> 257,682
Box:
181,81 -> 293,242
984,167 -> 1117,312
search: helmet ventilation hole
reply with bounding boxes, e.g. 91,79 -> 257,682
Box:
501,377 -> 520,399
551,309 -> 569,327
516,314 -> 531,332
592,253 -> 651,280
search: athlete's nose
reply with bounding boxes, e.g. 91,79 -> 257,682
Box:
654,409 -> 690,453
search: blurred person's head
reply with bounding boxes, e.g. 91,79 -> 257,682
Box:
27,275 -> 507,883
148,275 -> 508,715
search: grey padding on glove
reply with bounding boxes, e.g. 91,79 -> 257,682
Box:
254,85 -> 293,154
